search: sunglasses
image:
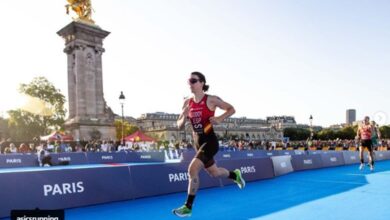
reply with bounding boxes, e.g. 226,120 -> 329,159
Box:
188,78 -> 201,84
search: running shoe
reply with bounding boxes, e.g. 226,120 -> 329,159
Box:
173,205 -> 192,217
233,169 -> 246,189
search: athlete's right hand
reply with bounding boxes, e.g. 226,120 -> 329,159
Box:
182,105 -> 189,118
177,104 -> 189,129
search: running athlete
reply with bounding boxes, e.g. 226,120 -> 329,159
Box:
356,116 -> 375,171
173,72 -> 245,217
371,121 -> 381,150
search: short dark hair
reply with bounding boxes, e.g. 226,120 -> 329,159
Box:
191,71 -> 209,92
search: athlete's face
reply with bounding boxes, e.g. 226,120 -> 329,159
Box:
364,117 -> 370,124
188,75 -> 203,93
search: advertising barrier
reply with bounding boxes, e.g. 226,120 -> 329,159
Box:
271,155 -> 294,176
126,151 -> 165,163
86,152 -> 128,164
50,152 -> 88,165
342,151 -> 360,165
379,151 -> 390,160
129,162 -> 220,199
277,150 -> 296,156
214,151 -> 243,160
219,158 -> 274,186
0,154 -> 38,168
0,166 -> 133,218
291,154 -> 323,171
236,150 -> 270,159
320,152 -> 345,167
182,150 -> 273,162
307,150 -> 323,155
181,150 -> 196,162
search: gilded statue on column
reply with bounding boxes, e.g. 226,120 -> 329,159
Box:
65,0 -> 95,24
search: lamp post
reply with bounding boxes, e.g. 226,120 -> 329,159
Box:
119,91 -> 126,145
309,115 -> 313,140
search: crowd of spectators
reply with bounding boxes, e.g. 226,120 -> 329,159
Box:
0,138 -> 389,155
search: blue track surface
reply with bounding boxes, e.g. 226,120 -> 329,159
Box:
58,160 -> 390,220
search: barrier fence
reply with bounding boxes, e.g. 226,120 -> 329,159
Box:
0,150 -> 390,218
0,151 -> 166,168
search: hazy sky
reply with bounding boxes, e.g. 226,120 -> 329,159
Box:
0,0 -> 389,127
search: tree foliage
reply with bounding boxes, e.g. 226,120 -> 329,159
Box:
114,119 -> 139,141
7,77 -> 66,141
284,125 -> 359,141
379,126 -> 390,139
283,128 -> 311,141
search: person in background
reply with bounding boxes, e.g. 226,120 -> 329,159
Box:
370,121 -> 381,150
356,116 -> 375,171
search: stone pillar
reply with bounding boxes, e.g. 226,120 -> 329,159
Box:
57,22 -> 116,141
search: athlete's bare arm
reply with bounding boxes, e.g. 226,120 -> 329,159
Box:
356,125 -> 361,140
376,126 -> 381,139
207,95 -> 235,125
177,99 -> 190,129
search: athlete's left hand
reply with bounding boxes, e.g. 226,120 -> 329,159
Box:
210,116 -> 223,125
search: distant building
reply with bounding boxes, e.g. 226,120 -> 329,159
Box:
352,121 -> 363,127
114,115 -> 137,124
266,116 -> 297,129
135,112 -> 282,142
346,109 -> 356,125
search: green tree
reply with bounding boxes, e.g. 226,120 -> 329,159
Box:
7,77 -> 66,141
148,133 -> 161,142
114,119 -> 139,141
379,125 -> 390,139
317,129 -> 337,140
283,128 -> 311,141
0,117 -> 9,139
338,126 -> 357,140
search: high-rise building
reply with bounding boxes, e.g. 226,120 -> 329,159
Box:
346,109 -> 356,125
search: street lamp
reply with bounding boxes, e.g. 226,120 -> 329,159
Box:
119,91 -> 126,145
309,115 -> 313,140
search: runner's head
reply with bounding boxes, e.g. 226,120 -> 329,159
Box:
188,72 -> 209,92
364,116 -> 370,124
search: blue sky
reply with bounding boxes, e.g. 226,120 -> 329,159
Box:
0,0 -> 389,127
